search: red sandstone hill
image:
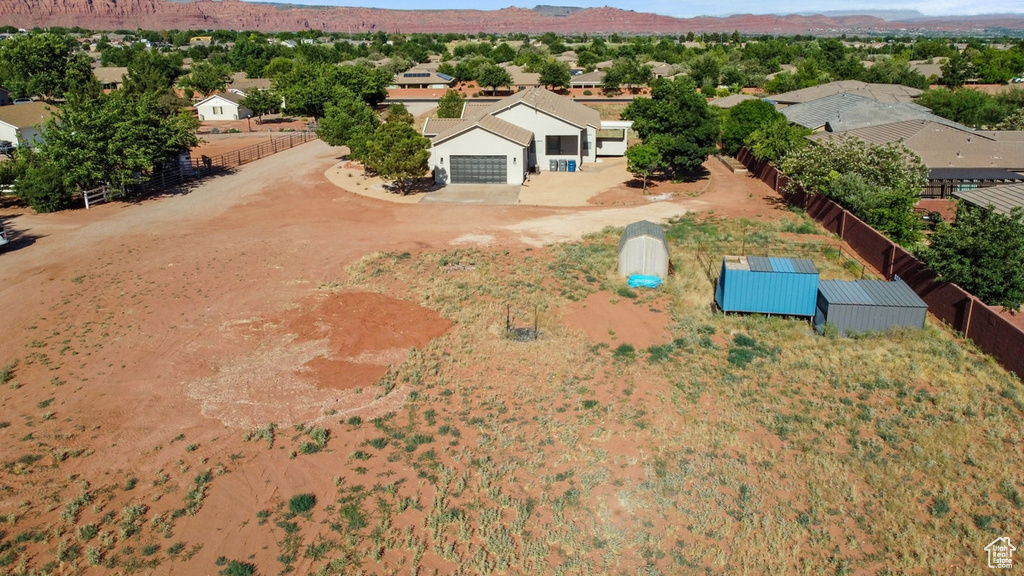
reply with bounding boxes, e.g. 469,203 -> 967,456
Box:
0,0 -> 1021,34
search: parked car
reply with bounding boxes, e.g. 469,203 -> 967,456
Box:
0,140 -> 14,154
0,218 -> 8,250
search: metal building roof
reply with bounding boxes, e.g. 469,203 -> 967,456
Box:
619,220 -> 668,253
818,279 -> 927,308
745,256 -> 818,274
929,168 -> 1024,181
954,183 -> 1024,217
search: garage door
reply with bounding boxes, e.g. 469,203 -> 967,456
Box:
450,155 -> 507,184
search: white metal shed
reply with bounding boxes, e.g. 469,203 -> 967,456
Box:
618,220 -> 670,278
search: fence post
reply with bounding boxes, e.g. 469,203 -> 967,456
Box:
273,137 -> 277,153
237,150 -> 241,166
963,298 -> 975,339
839,211 -> 846,239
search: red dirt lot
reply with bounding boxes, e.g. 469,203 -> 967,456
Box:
0,142 -> 809,574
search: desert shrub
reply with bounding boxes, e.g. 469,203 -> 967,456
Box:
367,437 -> 388,450
219,559 -> 257,576
288,493 -> 316,515
583,89 -> 593,96
613,343 -> 636,360
646,344 -> 675,363
346,416 -> 362,426
929,497 -> 951,518
727,333 -> 780,368
616,286 -> 638,299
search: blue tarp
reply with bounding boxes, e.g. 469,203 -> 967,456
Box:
628,274 -> 663,288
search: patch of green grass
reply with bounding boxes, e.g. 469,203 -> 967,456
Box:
288,493 -> 316,515
345,416 -> 362,426
613,343 -> 636,361
219,559 -> 257,576
616,286 -> 637,299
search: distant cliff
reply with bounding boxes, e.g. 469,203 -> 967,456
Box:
0,0 -> 1021,34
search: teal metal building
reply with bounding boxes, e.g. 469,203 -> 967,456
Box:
714,256 -> 819,317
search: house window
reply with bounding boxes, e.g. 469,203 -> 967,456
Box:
545,135 -> 578,156
213,106 -> 224,115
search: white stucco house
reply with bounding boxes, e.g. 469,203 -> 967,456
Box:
0,102 -> 55,148
422,87 -> 630,185
194,92 -> 251,122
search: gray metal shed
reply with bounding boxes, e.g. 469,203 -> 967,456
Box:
814,278 -> 927,336
618,220 -> 670,278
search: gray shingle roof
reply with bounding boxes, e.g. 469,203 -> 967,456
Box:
710,93 -> 757,109
954,183 -> 1024,217
771,80 -> 922,105
744,256 -> 818,274
818,279 -> 927,308
781,92 -> 966,132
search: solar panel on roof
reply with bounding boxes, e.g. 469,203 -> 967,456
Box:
747,256 -> 773,272
403,72 -> 430,78
437,73 -> 454,81
768,257 -> 795,273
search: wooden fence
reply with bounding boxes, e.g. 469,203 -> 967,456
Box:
736,147 -> 1024,380
106,131 -> 317,201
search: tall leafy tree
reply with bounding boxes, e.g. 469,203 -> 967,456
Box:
38,92 -> 200,195
180,61 -> 231,97
622,76 -> 720,175
720,99 -> 781,156
316,90 -> 379,161
919,204 -> 1024,309
476,64 -> 512,95
122,50 -> 185,96
436,89 -> 466,119
0,32 -> 93,101
744,116 -> 811,165
940,51 -> 974,88
239,89 -> 279,124
539,60 -> 571,91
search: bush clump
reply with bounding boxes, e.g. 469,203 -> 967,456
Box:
288,493 -> 316,515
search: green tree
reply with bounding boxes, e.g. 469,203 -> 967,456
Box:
476,64 -> 512,95
122,49 -> 184,96
0,32 -> 93,101
917,88 -> 1008,128
38,92 -> 199,195
744,116 -> 811,165
940,51 -> 974,88
316,90 -> 379,161
13,152 -> 74,213
720,99 -> 781,156
364,120 -> 430,195
539,60 -> 571,91
622,76 -> 720,175
919,203 -> 1024,309
782,137 -> 927,245
436,89 -> 466,119
239,89 -> 279,124
263,56 -> 295,80
625,143 -> 663,193
179,61 -> 231,97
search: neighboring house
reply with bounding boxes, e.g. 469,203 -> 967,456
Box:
910,58 -> 945,81
500,64 -> 541,90
710,93 -> 757,109
189,36 -> 213,47
0,102 -> 55,147
423,87 -> 628,185
227,72 -> 271,93
770,80 -> 922,107
390,69 -> 455,90
194,92 -> 251,121
0,87 -> 11,106
93,66 -> 128,92
781,92 -> 967,132
570,70 -> 605,89
808,120 -> 1024,198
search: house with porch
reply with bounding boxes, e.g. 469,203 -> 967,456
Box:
194,92 -> 252,121
422,87 -> 629,185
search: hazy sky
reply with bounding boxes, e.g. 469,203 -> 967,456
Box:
248,0 -> 1024,18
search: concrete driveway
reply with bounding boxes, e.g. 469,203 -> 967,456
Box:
419,184 -> 521,205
